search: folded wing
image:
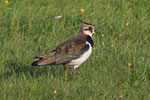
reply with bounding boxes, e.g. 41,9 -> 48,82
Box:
32,38 -> 88,66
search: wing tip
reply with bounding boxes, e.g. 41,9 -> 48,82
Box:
31,61 -> 39,66
32,56 -> 43,66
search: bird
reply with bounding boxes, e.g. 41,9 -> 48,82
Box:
31,20 -> 99,78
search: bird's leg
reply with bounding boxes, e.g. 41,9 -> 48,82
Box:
64,65 -> 77,78
72,69 -> 77,78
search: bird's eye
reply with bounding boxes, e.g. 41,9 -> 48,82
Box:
89,27 -> 92,30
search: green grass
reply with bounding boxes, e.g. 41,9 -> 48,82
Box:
0,0 -> 150,99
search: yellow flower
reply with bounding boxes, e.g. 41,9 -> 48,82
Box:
102,34 -> 104,38
80,9 -> 84,13
5,0 -> 8,4
111,44 -> 114,48
128,62 -> 131,67
125,23 -> 129,27
54,90 -> 57,94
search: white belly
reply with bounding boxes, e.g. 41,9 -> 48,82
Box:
67,41 -> 92,69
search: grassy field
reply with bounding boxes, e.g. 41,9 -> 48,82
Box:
0,0 -> 150,99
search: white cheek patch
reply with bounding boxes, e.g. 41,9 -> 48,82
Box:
83,30 -> 92,36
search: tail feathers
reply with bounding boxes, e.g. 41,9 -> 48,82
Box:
31,56 -> 56,66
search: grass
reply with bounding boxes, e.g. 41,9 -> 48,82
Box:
0,0 -> 150,99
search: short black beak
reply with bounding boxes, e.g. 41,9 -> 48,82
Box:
95,30 -> 100,34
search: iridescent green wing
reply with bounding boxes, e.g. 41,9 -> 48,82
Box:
52,38 -> 87,64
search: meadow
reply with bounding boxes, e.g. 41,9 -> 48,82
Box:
0,0 -> 150,99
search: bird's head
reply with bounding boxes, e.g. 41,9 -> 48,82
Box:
80,20 -> 99,36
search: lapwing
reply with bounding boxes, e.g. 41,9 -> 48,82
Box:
32,20 -> 99,78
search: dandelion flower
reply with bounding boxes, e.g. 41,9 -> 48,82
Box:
54,90 -> 57,94
128,62 -> 131,67
111,44 -> 114,48
125,23 -> 129,27
5,0 -> 8,4
80,9 -> 84,13
102,34 -> 104,38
